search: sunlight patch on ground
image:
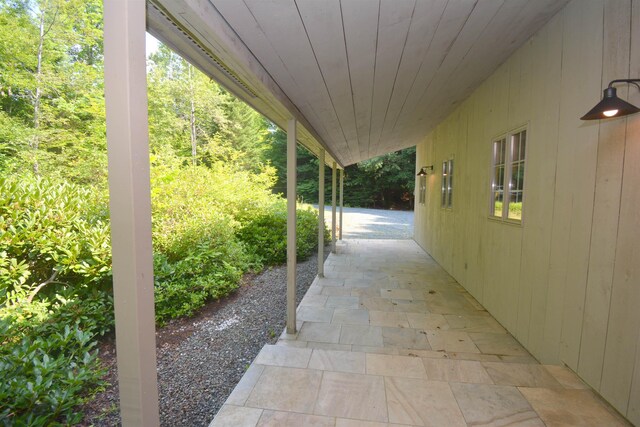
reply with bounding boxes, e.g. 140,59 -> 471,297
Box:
213,315 -> 241,331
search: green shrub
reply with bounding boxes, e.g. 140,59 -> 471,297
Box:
150,163 -> 259,323
0,176 -> 111,425
0,165 -> 325,423
237,202 -> 322,265
0,289 -> 110,425
150,161 -> 278,231
296,206 -> 322,260
0,317 -> 104,425
0,176 -> 112,302
153,241 -> 248,323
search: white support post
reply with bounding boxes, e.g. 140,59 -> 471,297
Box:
286,119 -> 297,334
317,150 -> 325,278
331,162 -> 337,253
339,169 -> 344,240
103,1 -> 159,425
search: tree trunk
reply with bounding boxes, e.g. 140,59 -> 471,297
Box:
31,6 -> 46,175
188,65 -> 197,166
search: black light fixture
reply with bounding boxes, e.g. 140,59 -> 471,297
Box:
417,165 -> 433,176
581,79 -> 640,120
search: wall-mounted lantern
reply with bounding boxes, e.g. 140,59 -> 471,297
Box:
416,165 -> 434,176
581,79 -> 640,120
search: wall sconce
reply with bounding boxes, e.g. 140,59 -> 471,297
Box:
581,79 -> 640,120
417,165 -> 434,176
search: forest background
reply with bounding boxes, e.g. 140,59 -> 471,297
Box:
0,0 -> 415,424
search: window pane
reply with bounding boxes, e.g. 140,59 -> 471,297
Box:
441,161 -> 448,207
494,190 -> 503,217
512,133 -> 520,161
493,165 -> 504,217
515,162 -> 524,191
493,139 -> 505,165
492,167 -> 501,216
491,139 -> 506,217
510,163 -> 520,191
507,130 -> 526,221
508,191 -> 522,220
448,159 -> 454,208
496,166 -> 505,188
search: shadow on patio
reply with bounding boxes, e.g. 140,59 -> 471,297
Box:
210,240 -> 628,427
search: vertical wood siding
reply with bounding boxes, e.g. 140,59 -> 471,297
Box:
414,0 -> 640,422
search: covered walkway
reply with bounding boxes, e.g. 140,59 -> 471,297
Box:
211,240 -> 627,427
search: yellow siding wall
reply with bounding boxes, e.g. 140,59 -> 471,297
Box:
413,0 -> 640,423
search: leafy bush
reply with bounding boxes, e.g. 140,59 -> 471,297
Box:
0,176 -> 112,302
153,242 -> 247,323
0,282 -> 111,425
296,206 -> 323,260
150,164 -> 327,321
0,176 -> 112,425
0,165 -> 326,422
150,161 -> 278,231
0,318 -> 105,425
237,202 -> 322,265
150,163 -> 265,322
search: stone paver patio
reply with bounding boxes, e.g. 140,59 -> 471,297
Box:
210,240 -> 629,427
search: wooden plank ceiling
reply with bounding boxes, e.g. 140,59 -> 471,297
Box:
148,0 -> 569,166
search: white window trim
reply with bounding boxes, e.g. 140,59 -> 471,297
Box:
489,125 -> 528,224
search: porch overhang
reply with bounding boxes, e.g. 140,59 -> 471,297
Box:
146,0 -> 343,168
146,0 -> 570,166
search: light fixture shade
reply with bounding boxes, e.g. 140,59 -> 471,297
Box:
581,87 -> 640,120
416,165 -> 433,176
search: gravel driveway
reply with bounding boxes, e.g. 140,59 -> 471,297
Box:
322,206 -> 414,239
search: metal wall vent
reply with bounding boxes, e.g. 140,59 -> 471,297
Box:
147,1 -> 258,99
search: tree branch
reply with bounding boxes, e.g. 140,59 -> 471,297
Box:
26,269 -> 59,303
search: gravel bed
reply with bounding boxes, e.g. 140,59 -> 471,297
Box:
81,252 -> 323,426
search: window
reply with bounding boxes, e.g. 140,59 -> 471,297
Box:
491,128 -> 526,221
491,138 -> 506,217
441,158 -> 453,208
418,175 -> 426,204
448,159 -> 453,208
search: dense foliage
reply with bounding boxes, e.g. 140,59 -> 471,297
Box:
0,168 -> 324,424
237,202 -> 324,265
0,0 -> 106,184
0,175 -> 113,424
150,163 -> 322,322
264,129 -> 416,210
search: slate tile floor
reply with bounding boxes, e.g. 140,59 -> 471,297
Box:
210,240 -> 630,427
